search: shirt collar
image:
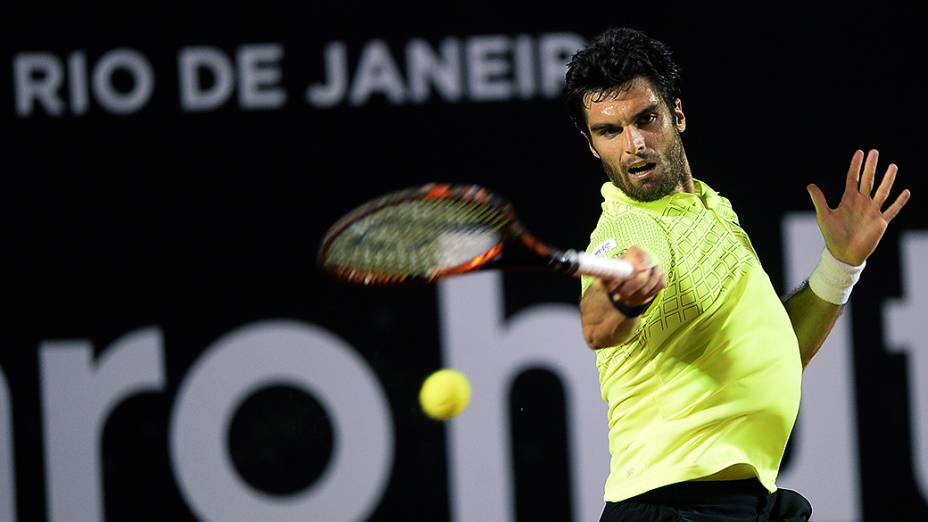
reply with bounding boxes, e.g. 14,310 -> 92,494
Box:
601,178 -> 720,213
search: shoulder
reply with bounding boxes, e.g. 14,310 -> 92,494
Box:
587,204 -> 672,269
589,203 -> 669,249
695,178 -> 741,224
715,194 -> 741,224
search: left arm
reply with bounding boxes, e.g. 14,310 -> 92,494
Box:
784,283 -> 841,369
786,149 -> 910,369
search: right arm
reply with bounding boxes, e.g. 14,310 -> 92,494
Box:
580,247 -> 667,349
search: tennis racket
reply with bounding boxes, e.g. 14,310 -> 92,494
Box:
318,183 -> 634,286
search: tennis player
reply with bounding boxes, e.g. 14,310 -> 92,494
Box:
568,27 -> 910,521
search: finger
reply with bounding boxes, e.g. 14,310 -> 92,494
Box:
598,277 -> 620,295
621,246 -> 653,273
616,270 -> 649,297
873,163 -> 898,207
807,184 -> 830,216
626,246 -> 649,263
616,277 -> 646,297
859,149 -> 879,196
845,149 -> 865,194
637,268 -> 665,299
882,189 -> 911,222
617,272 -> 662,306
600,274 -> 631,295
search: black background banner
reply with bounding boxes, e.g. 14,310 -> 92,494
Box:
2,3 -> 925,521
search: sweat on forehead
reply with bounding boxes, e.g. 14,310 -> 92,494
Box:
582,78 -> 662,113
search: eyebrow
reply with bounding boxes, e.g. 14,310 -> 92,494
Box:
589,103 -> 662,134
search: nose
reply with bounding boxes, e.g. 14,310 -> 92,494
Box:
623,126 -> 646,154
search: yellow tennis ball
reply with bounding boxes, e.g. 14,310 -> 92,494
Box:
419,369 -> 471,420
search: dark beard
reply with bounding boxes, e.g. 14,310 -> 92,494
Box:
603,134 -> 688,202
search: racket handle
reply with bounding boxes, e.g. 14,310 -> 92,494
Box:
566,250 -> 635,279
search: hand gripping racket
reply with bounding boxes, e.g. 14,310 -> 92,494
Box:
318,183 -> 634,285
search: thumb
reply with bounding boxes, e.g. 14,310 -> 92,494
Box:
806,184 -> 829,217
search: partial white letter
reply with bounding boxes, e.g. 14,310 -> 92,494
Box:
170,320 -> 393,522
179,47 -> 234,111
92,49 -> 154,114
539,33 -> 586,97
440,273 -> 609,522
513,35 -> 535,99
466,35 -> 512,101
306,41 -> 347,108
1,366 -> 15,522
349,40 -> 406,106
885,232 -> 928,500
237,44 -> 286,110
67,51 -> 89,115
407,38 -> 462,103
13,52 -> 65,116
41,328 -> 165,522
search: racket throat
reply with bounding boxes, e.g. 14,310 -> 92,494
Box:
487,234 -> 577,275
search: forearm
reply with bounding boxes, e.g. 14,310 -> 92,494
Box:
579,247 -> 666,350
785,247 -> 866,368
783,282 -> 843,369
580,282 -> 641,349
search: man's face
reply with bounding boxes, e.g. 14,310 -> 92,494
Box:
584,77 -> 689,201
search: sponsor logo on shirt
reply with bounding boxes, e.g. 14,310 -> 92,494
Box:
593,238 -> 617,257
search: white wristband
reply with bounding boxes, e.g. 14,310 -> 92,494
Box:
808,248 -> 865,305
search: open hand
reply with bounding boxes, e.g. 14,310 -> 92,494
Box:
807,149 -> 911,266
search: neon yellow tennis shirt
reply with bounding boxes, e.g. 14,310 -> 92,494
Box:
581,179 -> 802,503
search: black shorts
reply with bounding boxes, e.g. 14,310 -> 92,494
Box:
599,479 -> 812,521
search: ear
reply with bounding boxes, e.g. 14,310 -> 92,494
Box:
584,133 -> 601,159
673,98 -> 686,133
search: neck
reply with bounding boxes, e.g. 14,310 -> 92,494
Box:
679,152 -> 695,193
680,175 -> 695,194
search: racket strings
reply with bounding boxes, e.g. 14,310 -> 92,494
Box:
325,197 -> 510,278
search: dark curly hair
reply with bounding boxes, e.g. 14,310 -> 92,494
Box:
565,27 -> 682,137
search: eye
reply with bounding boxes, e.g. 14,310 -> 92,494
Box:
638,113 -> 658,125
595,126 -> 621,138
